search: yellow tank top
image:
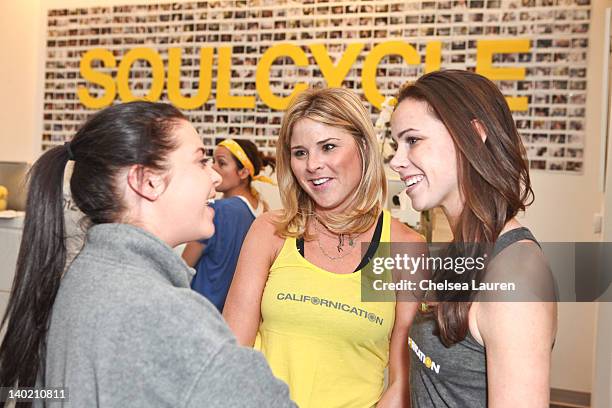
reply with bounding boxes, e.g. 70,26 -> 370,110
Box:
255,211 -> 395,408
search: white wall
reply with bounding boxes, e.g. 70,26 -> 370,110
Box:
518,0 -> 612,393
593,16 -> 612,403
0,1 -> 43,163
592,303 -> 612,408
0,0 -> 608,395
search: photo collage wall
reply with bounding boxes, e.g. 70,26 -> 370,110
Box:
43,0 -> 591,173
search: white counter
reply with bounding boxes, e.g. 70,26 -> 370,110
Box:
0,216 -> 24,323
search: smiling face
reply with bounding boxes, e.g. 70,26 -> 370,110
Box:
389,98 -> 463,218
160,120 -> 221,243
212,145 -> 245,194
290,118 -> 362,215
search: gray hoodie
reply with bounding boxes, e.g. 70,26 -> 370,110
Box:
40,223 -> 295,408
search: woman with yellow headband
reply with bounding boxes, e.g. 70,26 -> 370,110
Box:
182,138 -> 276,311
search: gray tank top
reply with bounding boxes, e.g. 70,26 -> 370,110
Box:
409,227 -> 538,408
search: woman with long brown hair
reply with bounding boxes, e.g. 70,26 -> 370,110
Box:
389,70 -> 557,407
0,102 -> 294,407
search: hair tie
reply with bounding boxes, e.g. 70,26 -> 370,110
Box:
64,142 -> 74,161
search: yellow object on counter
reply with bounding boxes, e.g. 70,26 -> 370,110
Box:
0,186 -> 7,211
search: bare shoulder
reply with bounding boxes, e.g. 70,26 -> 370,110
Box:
390,216 -> 426,243
487,237 -> 551,292
476,301 -> 556,347
250,209 -> 286,258
252,209 -> 283,232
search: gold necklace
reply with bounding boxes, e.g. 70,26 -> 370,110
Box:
312,218 -> 361,261
419,289 -> 430,312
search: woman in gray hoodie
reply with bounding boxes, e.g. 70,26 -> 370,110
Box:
0,101 -> 295,408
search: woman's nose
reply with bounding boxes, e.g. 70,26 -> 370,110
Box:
210,167 -> 222,187
306,153 -> 324,172
389,148 -> 405,173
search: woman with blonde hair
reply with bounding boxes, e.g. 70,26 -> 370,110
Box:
224,87 -> 423,407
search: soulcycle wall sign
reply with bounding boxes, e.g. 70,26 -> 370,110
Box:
77,39 -> 530,111
43,1 -> 590,173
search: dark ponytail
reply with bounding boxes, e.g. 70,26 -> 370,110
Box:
260,155 -> 276,174
0,101 -> 185,393
0,146 -> 71,391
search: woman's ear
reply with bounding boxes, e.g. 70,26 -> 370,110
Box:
237,167 -> 250,181
127,165 -> 167,201
471,119 -> 488,143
